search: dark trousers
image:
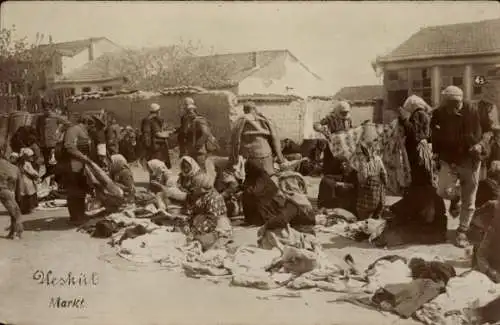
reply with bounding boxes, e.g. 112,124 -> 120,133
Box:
65,170 -> 89,222
0,188 -> 22,232
41,147 -> 55,179
148,145 -> 171,169
67,195 -> 86,222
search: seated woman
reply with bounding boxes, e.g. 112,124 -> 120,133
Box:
147,158 -> 186,209
317,156 -> 358,214
214,156 -> 245,220
16,148 -> 40,214
109,154 -> 135,205
242,160 -> 317,230
184,171 -> 232,251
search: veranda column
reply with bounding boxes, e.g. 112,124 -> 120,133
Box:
431,66 -> 441,107
464,64 -> 473,100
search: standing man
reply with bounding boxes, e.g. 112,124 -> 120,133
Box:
106,117 -> 121,156
178,97 -> 217,172
431,85 -> 497,248
58,116 -> 93,226
231,101 -> 284,176
0,148 -> 23,239
141,103 -> 171,168
313,100 -> 353,176
89,115 -> 108,170
36,102 -> 64,179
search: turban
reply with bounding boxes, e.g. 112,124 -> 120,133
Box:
441,85 -> 464,101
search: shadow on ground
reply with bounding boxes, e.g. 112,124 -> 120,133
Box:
22,216 -> 75,231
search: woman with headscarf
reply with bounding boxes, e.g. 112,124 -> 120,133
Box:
214,156 -> 245,220
184,171 -> 232,251
313,101 -> 353,176
350,123 -> 387,220
376,96 -> 447,247
17,148 -> 40,214
109,154 -> 135,204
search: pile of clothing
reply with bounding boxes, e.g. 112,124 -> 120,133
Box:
332,254 -> 458,321
327,120 -> 411,196
315,212 -> 387,244
415,270 -> 500,325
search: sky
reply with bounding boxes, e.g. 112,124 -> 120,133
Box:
2,1 -> 500,94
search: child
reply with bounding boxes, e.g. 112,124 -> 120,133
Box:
351,124 -> 387,220
17,148 -> 40,214
214,156 -> 245,220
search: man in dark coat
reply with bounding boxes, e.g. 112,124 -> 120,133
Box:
432,85 -> 497,248
178,97 -> 216,173
141,103 -> 171,168
36,102 -> 65,178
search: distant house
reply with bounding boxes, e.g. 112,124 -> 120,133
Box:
307,85 -> 384,126
44,37 -> 125,95
186,50 -> 323,97
375,18 -> 500,114
65,48 -> 323,98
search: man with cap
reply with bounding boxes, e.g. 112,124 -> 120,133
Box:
178,97 -> 217,175
88,114 -> 108,170
141,103 -> 171,168
431,85 -> 498,248
231,101 -> 285,175
313,100 -> 353,176
36,101 -> 66,179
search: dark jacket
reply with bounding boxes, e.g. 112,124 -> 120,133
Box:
431,100 -> 495,164
141,115 -> 164,151
36,112 -> 63,148
178,113 -> 211,156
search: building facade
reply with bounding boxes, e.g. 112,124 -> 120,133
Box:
377,18 -> 500,117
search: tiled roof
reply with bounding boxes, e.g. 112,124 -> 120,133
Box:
37,37 -> 108,57
332,85 -> 383,101
160,86 -> 206,95
237,93 -> 303,102
380,18 -> 500,62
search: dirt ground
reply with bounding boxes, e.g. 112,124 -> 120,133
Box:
0,167 -> 468,325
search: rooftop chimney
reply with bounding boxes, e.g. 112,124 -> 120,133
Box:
251,52 -> 258,68
88,40 -> 95,61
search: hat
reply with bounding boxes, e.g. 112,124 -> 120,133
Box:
150,103 -> 161,113
441,85 -> 464,101
184,97 -> 195,106
243,101 -> 257,110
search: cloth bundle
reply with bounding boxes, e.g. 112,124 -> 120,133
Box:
326,120 -> 411,196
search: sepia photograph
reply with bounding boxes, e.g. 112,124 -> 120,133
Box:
1,1 -> 500,324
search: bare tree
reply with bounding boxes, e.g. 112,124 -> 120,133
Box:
0,26 -> 55,110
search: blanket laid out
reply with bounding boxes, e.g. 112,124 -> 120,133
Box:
326,120 -> 411,196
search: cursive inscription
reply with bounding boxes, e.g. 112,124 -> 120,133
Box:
49,297 -> 86,308
33,270 -> 99,287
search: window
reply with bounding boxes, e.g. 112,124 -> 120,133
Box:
102,86 -> 112,92
82,87 -> 91,93
70,88 -> 76,95
410,68 -> 432,105
452,77 -> 463,86
474,86 -> 482,95
387,71 -> 399,81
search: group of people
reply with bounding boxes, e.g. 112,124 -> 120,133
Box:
314,85 -> 500,252
2,86 -> 500,284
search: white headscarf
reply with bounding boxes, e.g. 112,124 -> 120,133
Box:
403,95 -> 432,114
179,156 -> 201,178
20,148 -> 34,157
333,101 -> 352,118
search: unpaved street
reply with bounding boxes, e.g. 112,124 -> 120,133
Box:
0,169 -> 466,325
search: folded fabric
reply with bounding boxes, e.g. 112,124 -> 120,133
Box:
372,279 -> 445,318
